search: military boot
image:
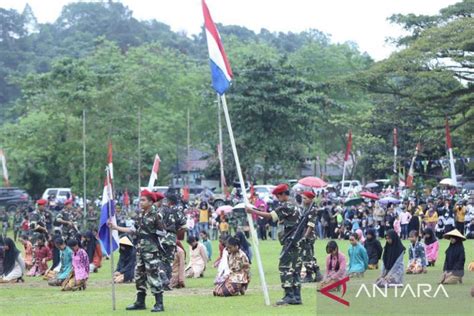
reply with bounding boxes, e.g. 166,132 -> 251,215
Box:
126,292 -> 146,310
292,286 -> 302,305
276,287 -> 297,305
151,293 -> 164,312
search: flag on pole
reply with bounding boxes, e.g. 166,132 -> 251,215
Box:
148,154 -> 161,188
98,173 -> 119,256
445,117 -> 457,186
344,130 -> 352,162
108,141 -> 114,181
0,149 -> 10,187
406,143 -> 421,188
393,128 -> 398,174
399,168 -> 406,187
202,0 -> 233,95
445,117 -> 452,149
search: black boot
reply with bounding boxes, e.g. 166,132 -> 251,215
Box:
314,267 -> 323,282
292,286 -> 302,305
126,292 -> 146,310
151,293 -> 164,312
276,287 -> 297,305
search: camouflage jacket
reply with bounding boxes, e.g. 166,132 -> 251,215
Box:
271,201 -> 301,243
134,205 -> 164,252
159,205 -> 187,246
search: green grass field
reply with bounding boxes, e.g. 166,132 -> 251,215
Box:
0,230 -> 472,316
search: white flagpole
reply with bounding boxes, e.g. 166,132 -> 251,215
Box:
448,148 -> 457,186
217,96 -> 226,195
106,166 -> 116,311
220,93 -> 270,306
82,109 -> 87,229
340,161 -> 346,196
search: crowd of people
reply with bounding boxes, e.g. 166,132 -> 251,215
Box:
0,182 -> 473,311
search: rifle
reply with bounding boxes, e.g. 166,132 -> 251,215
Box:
280,201 -> 314,259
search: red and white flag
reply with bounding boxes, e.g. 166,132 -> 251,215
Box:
148,154 -> 161,188
0,149 -> 9,187
445,117 -> 457,186
108,140 -> 113,182
344,130 -> 352,162
406,143 -> 421,188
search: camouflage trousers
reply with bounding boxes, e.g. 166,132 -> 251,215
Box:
135,250 -> 163,295
158,245 -> 176,287
300,239 -> 319,273
279,243 -> 302,288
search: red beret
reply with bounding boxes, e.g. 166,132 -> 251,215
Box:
37,199 -> 48,206
141,189 -> 156,202
272,183 -> 289,195
154,192 -> 165,201
64,199 -> 73,205
302,191 -> 315,199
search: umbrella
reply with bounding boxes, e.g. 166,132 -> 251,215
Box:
379,196 -> 401,205
365,182 -> 379,189
233,203 -> 247,210
298,176 -> 327,188
440,178 -> 457,187
216,205 -> 232,214
344,197 -> 364,206
360,191 -> 379,200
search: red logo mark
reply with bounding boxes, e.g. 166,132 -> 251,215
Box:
319,276 -> 350,306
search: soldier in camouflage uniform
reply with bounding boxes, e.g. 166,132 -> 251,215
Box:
300,191 -> 322,283
86,205 -> 98,231
246,183 -> 303,305
157,193 -> 187,291
29,199 -> 49,241
109,189 -> 165,312
55,199 -> 78,241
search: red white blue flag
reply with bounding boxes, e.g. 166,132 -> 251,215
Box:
202,0 -> 233,95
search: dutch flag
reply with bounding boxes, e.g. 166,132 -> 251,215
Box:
98,175 -> 119,255
98,142 -> 119,255
202,0 -> 233,95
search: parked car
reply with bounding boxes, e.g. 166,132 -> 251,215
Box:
0,187 -> 30,212
247,185 -> 276,204
41,188 -> 71,203
337,180 -> 362,196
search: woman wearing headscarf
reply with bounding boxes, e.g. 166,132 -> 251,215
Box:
364,228 -> 383,269
423,227 -> 439,267
440,229 -> 465,284
375,229 -> 405,287
0,237 -> 25,283
113,236 -> 136,284
83,231 -> 102,273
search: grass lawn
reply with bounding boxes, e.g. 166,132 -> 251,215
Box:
0,230 -> 472,316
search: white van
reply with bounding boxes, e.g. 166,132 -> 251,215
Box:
338,180 -> 362,196
42,188 -> 71,203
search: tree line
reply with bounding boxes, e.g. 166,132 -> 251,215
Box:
0,0 -> 472,196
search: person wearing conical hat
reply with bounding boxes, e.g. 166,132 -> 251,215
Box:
440,229 -> 465,285
114,236 -> 136,284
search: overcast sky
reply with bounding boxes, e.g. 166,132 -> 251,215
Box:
1,0 -> 460,60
